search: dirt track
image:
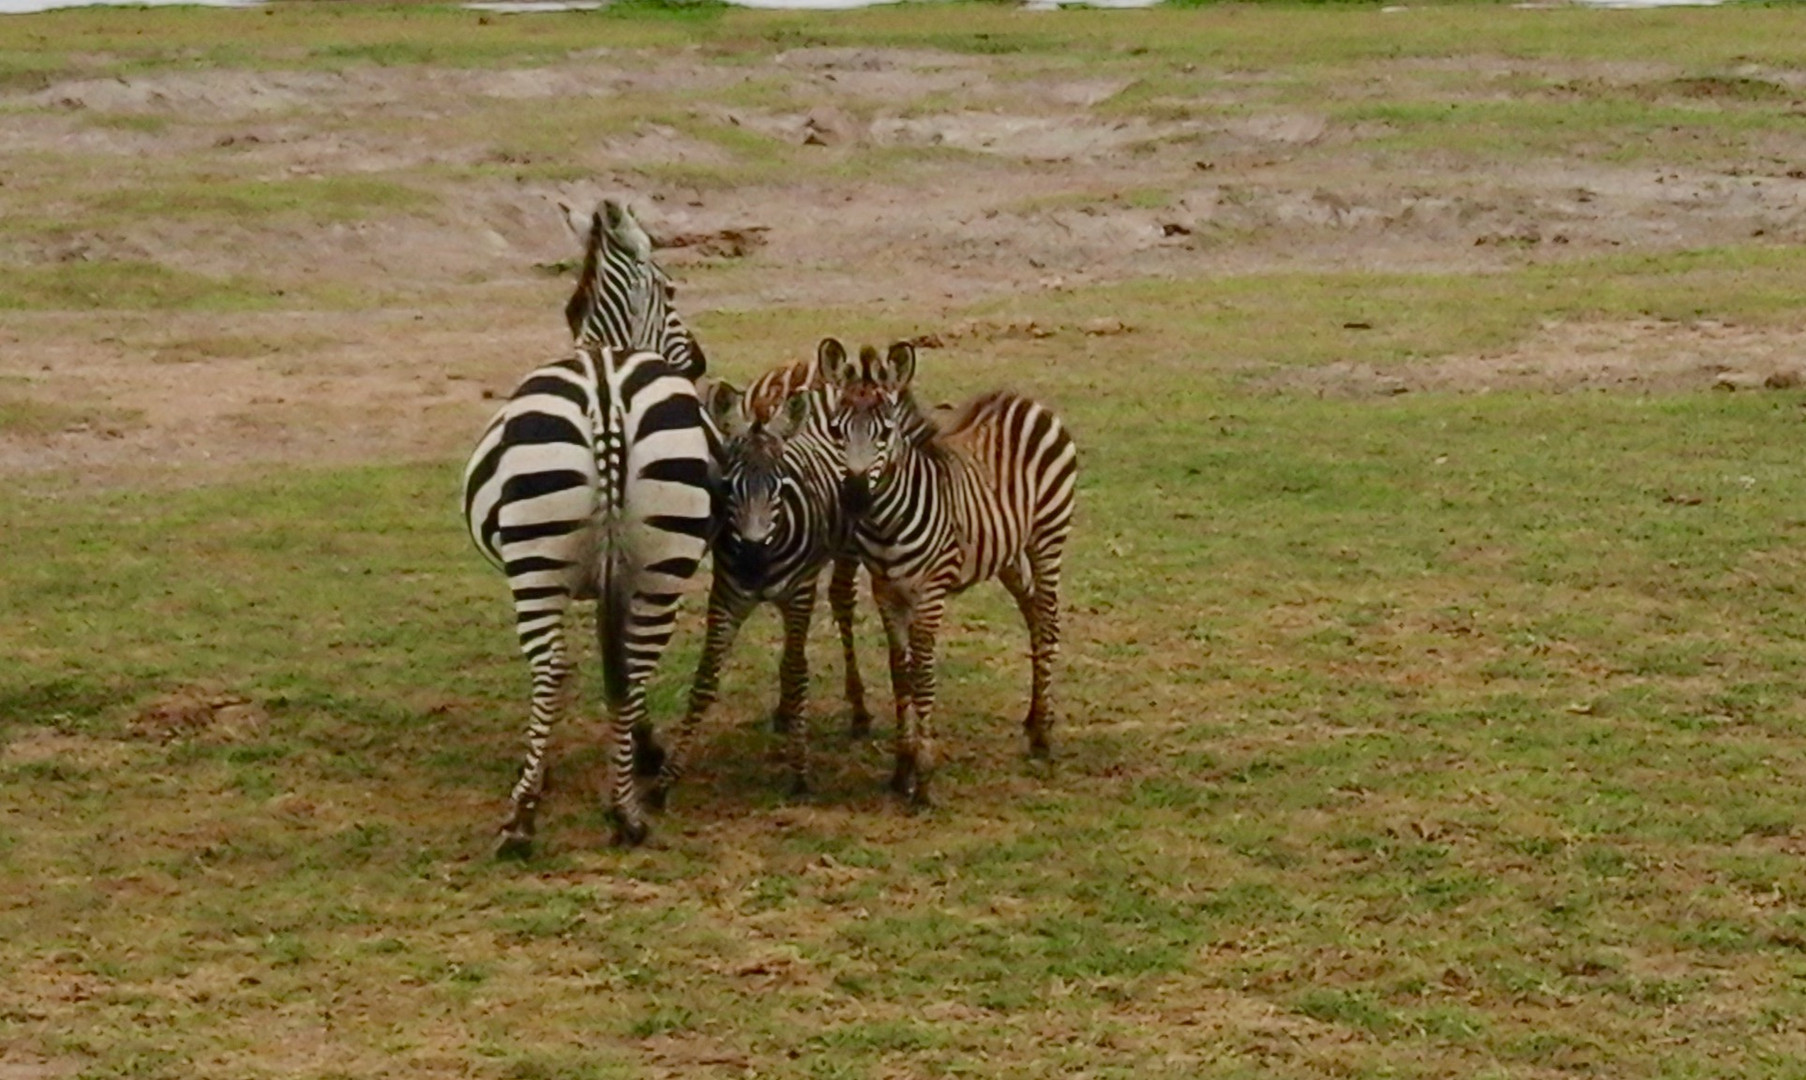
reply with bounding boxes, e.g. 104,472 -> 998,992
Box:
4,39 -> 1806,477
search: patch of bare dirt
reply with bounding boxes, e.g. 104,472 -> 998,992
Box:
128,684 -> 270,744
1258,318 -> 1806,398
6,42 -> 1806,477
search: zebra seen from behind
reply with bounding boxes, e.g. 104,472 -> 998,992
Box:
825,342 -> 1078,807
655,338 -> 870,806
462,198 -> 713,854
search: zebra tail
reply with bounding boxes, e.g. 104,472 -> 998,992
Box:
600,548 -> 631,712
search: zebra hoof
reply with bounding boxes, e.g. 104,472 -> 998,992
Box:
788,774 -> 812,800
847,711 -> 874,739
494,828 -> 535,861
609,813 -> 650,848
770,710 -> 793,736
888,760 -> 914,796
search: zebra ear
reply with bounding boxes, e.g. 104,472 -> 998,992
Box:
701,378 -> 750,439
601,198 -> 653,261
768,390 -> 811,442
820,338 -> 859,389
880,341 -> 917,390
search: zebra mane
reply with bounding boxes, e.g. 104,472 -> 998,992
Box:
891,386 -> 955,462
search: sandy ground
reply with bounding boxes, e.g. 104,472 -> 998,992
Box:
3,42 -> 1806,478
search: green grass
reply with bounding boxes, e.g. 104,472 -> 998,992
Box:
7,3 -> 1806,1077
7,344 -> 1806,1077
0,260 -> 279,311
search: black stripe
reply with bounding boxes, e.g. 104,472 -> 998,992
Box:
503,468 -> 590,503
618,355 -> 669,404
636,395 -> 701,443
465,447 -> 502,511
504,411 -> 586,448
639,456 -> 711,489
500,519 -> 587,545
515,374 -> 589,410
512,585 -> 567,603
646,512 -> 713,541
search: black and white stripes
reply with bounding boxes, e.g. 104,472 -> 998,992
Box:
462,199 -> 712,852
825,341 -> 1078,806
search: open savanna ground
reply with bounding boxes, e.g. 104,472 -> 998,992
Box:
6,3 -> 1806,1078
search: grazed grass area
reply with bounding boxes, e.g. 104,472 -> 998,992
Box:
5,3 -> 1806,1078
6,355 -> 1806,1078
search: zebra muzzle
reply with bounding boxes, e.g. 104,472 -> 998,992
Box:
839,476 -> 872,516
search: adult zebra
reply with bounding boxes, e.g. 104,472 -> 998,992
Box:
463,199 -> 713,853
655,339 -> 868,805
825,342 -> 1078,807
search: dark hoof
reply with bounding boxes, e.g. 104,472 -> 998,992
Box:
889,760 -> 914,796
788,774 -> 812,800
494,829 -> 534,860
905,785 -> 932,815
632,726 -> 667,778
1027,736 -> 1051,759
609,813 -> 649,848
848,711 -> 874,739
770,710 -> 794,736
645,782 -> 669,813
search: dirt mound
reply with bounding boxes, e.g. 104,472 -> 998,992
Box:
130,685 -> 269,743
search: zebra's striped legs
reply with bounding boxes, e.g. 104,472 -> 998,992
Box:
902,593 -> 948,809
1001,556 -> 1059,758
605,590 -> 692,847
871,576 -> 917,796
497,600 -> 574,859
655,579 -> 758,809
606,683 -> 653,847
777,583 -> 818,795
828,553 -> 872,736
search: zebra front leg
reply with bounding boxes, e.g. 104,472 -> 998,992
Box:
871,576 -> 916,796
654,579 -> 756,811
776,582 -> 819,796
829,553 -> 873,737
498,604 -> 574,859
902,594 -> 949,810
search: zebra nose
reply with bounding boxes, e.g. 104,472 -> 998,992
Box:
839,476 -> 871,516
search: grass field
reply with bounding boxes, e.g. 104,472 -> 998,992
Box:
5,3 -> 1806,1078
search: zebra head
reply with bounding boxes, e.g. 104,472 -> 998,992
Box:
562,198 -> 707,380
702,378 -> 814,583
824,339 -> 914,517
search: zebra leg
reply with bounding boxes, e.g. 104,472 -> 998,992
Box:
776,581 -> 819,797
1024,544 -> 1065,758
1000,562 -> 1052,758
497,600 -> 574,860
653,577 -> 757,811
829,553 -> 873,737
871,576 -> 917,796
903,593 -> 949,810
606,682 -> 653,847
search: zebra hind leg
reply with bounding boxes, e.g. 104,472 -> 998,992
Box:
497,610 -> 574,860
902,595 -> 948,811
1000,562 -> 1053,759
829,554 -> 873,737
606,685 -> 652,847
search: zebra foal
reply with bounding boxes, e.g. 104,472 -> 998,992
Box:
655,339 -> 869,805
462,199 -> 712,853
825,342 -> 1078,807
